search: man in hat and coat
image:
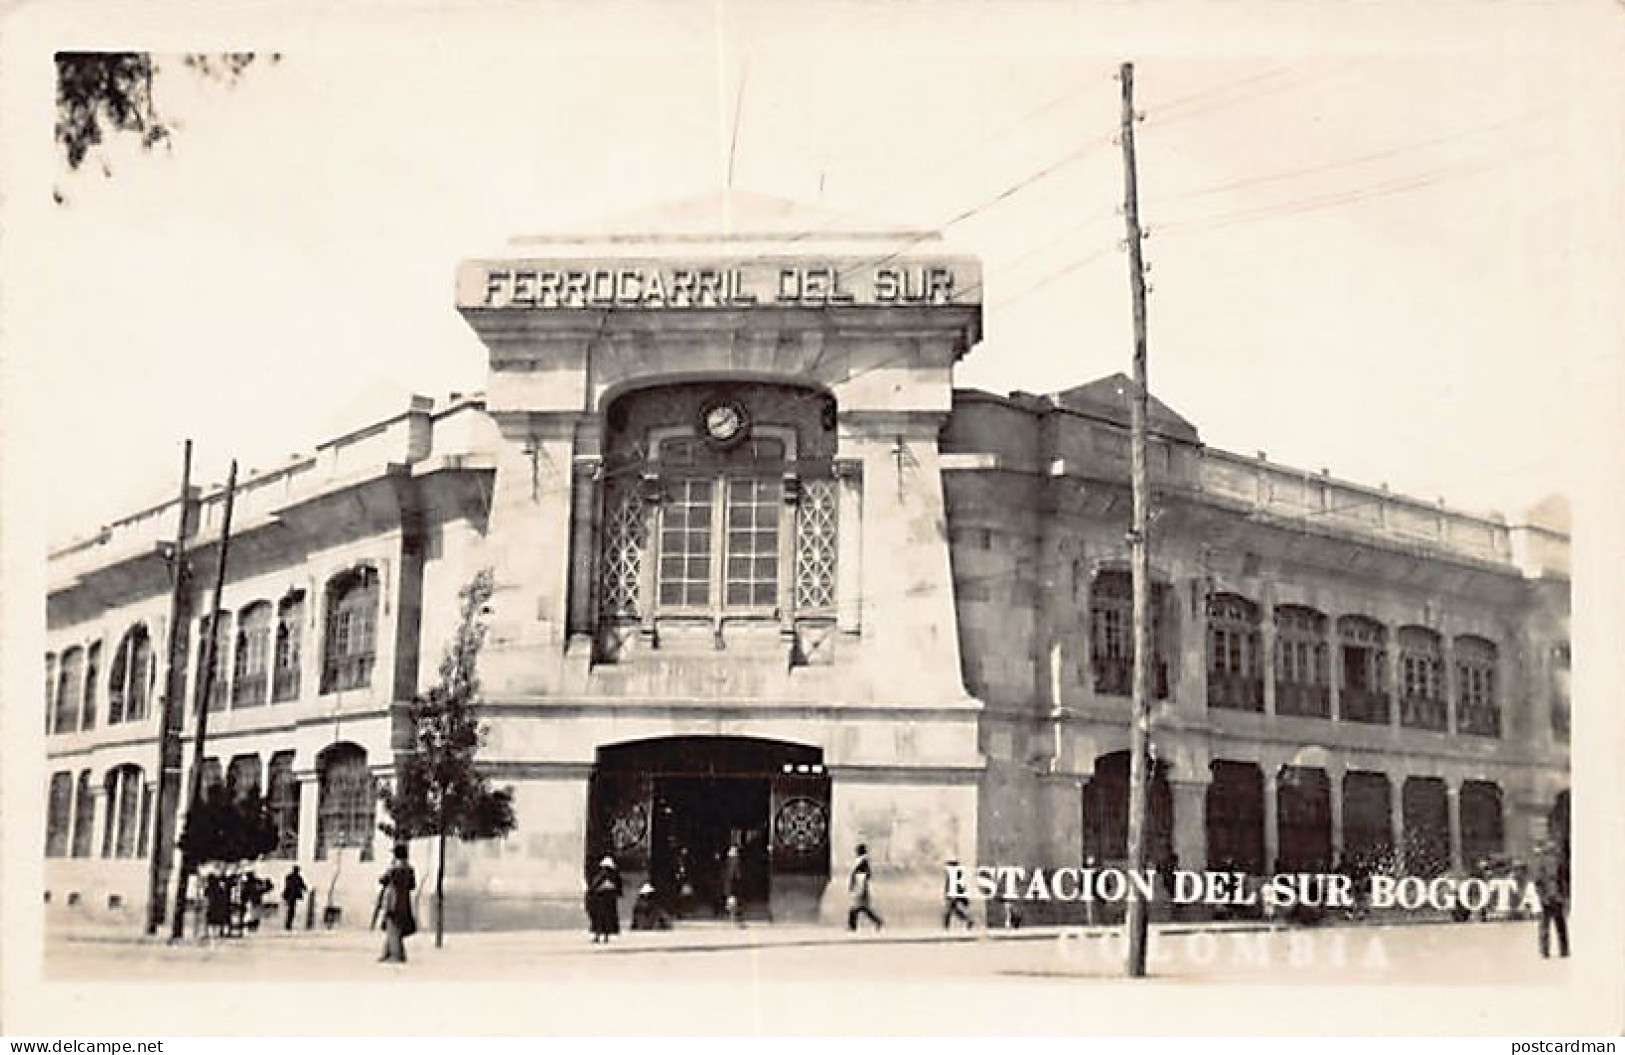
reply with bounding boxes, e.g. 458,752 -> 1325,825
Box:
1533,841 -> 1570,958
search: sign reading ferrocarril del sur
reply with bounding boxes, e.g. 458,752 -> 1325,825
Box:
458,256 -> 982,310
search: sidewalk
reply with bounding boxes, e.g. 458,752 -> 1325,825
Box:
49,915 -> 1292,957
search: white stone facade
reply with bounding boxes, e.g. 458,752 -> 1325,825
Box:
42,197 -> 1568,931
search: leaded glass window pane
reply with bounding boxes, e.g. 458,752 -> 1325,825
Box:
658,479 -> 714,607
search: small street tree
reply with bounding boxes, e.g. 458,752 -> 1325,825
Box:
382,569 -> 516,947
178,785 -> 279,874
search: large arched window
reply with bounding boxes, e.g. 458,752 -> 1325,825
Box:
54,647 -> 84,734
109,624 -> 154,725
273,591 -> 305,702
195,612 -> 233,712
1456,635 -> 1500,737
322,569 -> 379,693
1274,605 -> 1329,718
1088,569 -> 1170,698
597,383 -> 838,659
315,743 -> 374,860
70,770 -> 95,858
233,602 -> 272,708
102,765 -> 144,859
1206,593 -> 1262,711
1398,626 -> 1446,731
227,754 -> 262,802
46,772 -> 73,857
268,751 -> 300,859
1337,616 -> 1389,724
199,757 -> 224,797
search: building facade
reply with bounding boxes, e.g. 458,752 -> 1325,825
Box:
43,196 -> 1570,930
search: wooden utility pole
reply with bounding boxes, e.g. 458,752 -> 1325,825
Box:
146,441 -> 195,935
1118,60 -> 1155,979
169,460 -> 238,941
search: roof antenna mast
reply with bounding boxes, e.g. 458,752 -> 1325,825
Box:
726,59 -> 749,190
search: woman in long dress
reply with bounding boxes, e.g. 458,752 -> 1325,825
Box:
377,844 -> 418,963
585,856 -> 623,943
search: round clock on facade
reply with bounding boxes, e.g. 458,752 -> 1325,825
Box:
700,399 -> 749,445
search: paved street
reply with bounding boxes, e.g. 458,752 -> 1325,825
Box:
45,917 -> 1566,986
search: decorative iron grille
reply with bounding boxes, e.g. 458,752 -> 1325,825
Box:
600,482 -> 647,618
794,477 -> 838,611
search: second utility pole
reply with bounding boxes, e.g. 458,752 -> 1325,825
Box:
169,460 -> 239,941
1118,60 -> 1155,979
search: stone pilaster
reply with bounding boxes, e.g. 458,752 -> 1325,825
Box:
1327,760 -> 1346,864
1327,619 -> 1342,722
1390,773 -> 1408,874
296,772 -> 321,862
1169,776 -> 1210,874
1445,779 -> 1464,874
482,411 -> 582,697
834,458 -> 864,636
1260,597 -> 1277,717
1262,767 -> 1279,873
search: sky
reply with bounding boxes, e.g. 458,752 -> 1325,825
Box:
5,0 -> 1624,546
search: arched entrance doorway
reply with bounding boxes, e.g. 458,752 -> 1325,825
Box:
1081,751 -> 1173,867
586,736 -> 831,922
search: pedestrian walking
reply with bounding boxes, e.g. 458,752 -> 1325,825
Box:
242,871 -> 266,932
375,844 -> 418,964
722,845 -> 745,926
586,856 -> 623,943
282,866 -> 308,931
203,873 -> 230,940
942,859 -> 974,930
1534,842 -> 1569,958
847,843 -> 883,932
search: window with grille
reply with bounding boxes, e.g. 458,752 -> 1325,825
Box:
322,569 -> 378,693
1089,571 -> 1168,698
652,438 -> 786,614
1206,594 -> 1262,711
1274,605 -> 1329,717
1456,635 -> 1500,737
1338,616 -> 1389,724
597,384 -> 840,638
268,752 -> 300,859
315,744 -> 373,860
273,592 -> 304,702
233,603 -> 272,708
1398,626 -> 1445,731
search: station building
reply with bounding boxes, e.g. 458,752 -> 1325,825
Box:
42,194 -> 1571,929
